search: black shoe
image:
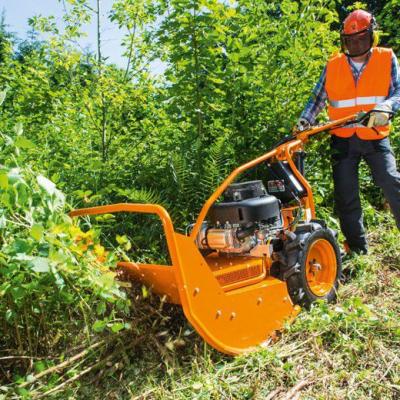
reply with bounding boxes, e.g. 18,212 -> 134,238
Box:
342,241 -> 368,260
350,247 -> 368,255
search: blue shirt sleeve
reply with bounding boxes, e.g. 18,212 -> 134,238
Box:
380,51 -> 400,113
299,66 -> 328,125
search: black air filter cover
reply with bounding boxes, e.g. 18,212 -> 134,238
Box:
209,190 -> 280,225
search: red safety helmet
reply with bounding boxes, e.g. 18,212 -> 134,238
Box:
340,10 -> 377,58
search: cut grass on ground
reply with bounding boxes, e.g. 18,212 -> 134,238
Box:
76,225 -> 400,400
4,224 -> 400,400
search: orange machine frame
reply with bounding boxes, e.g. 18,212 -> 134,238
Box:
70,114 -> 357,355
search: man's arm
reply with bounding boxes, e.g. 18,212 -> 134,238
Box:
377,51 -> 400,113
299,66 -> 328,125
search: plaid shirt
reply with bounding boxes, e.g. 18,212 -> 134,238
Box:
300,50 -> 400,124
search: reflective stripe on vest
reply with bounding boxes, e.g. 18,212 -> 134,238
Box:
329,96 -> 386,108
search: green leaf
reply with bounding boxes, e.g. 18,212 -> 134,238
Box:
5,309 -> 13,321
30,224 -> 44,241
34,361 -> 46,373
93,320 -> 107,332
7,168 -> 23,184
208,76 -> 225,84
49,249 -> 67,264
17,387 -> 31,398
14,122 -> 23,136
116,234 -> 128,244
31,257 -> 50,273
96,301 -> 106,315
0,282 -> 11,298
0,192 -> 10,207
192,382 -> 203,390
14,253 -> 34,261
0,173 -> 8,189
99,272 -> 115,288
37,175 -> 56,195
12,239 -> 31,254
95,214 -> 115,221
141,285 -> 149,298
11,287 -> 25,301
110,322 -> 125,333
15,136 -> 35,149
0,90 -> 6,106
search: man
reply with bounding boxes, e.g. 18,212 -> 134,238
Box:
297,9 -> 400,254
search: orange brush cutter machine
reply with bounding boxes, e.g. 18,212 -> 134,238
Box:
71,114 -> 364,355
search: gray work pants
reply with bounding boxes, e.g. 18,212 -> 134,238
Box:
331,134 -> 400,253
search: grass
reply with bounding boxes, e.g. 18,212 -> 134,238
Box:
2,223 -> 399,400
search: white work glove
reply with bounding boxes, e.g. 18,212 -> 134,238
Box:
294,118 -> 311,132
368,104 -> 392,127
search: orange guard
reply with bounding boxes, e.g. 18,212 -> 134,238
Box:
70,114 -> 357,355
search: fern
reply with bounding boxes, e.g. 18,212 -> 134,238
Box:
166,134 -> 235,228
170,153 -> 191,196
116,187 -> 167,207
199,134 -> 232,201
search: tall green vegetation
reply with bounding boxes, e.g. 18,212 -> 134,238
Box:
1,0 -> 397,223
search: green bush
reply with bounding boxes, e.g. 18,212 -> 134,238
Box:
0,121 -> 130,370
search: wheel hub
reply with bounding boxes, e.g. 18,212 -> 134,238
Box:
305,239 -> 338,297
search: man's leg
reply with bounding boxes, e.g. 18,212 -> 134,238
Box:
331,136 -> 367,253
364,138 -> 400,229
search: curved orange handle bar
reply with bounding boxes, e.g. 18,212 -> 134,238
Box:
69,203 -> 181,268
190,113 -> 358,239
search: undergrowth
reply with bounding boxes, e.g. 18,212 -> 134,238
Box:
2,221 -> 398,399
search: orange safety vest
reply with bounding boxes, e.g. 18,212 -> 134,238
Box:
325,47 -> 392,140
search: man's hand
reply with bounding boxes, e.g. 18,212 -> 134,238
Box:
368,104 -> 392,127
293,118 -> 311,133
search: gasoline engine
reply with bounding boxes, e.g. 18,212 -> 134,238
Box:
195,180 -> 283,255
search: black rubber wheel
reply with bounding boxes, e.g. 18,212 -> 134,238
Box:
287,228 -> 342,309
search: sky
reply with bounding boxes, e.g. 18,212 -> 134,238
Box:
0,0 -> 164,73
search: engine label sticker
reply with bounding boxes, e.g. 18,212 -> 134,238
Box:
267,180 -> 285,193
